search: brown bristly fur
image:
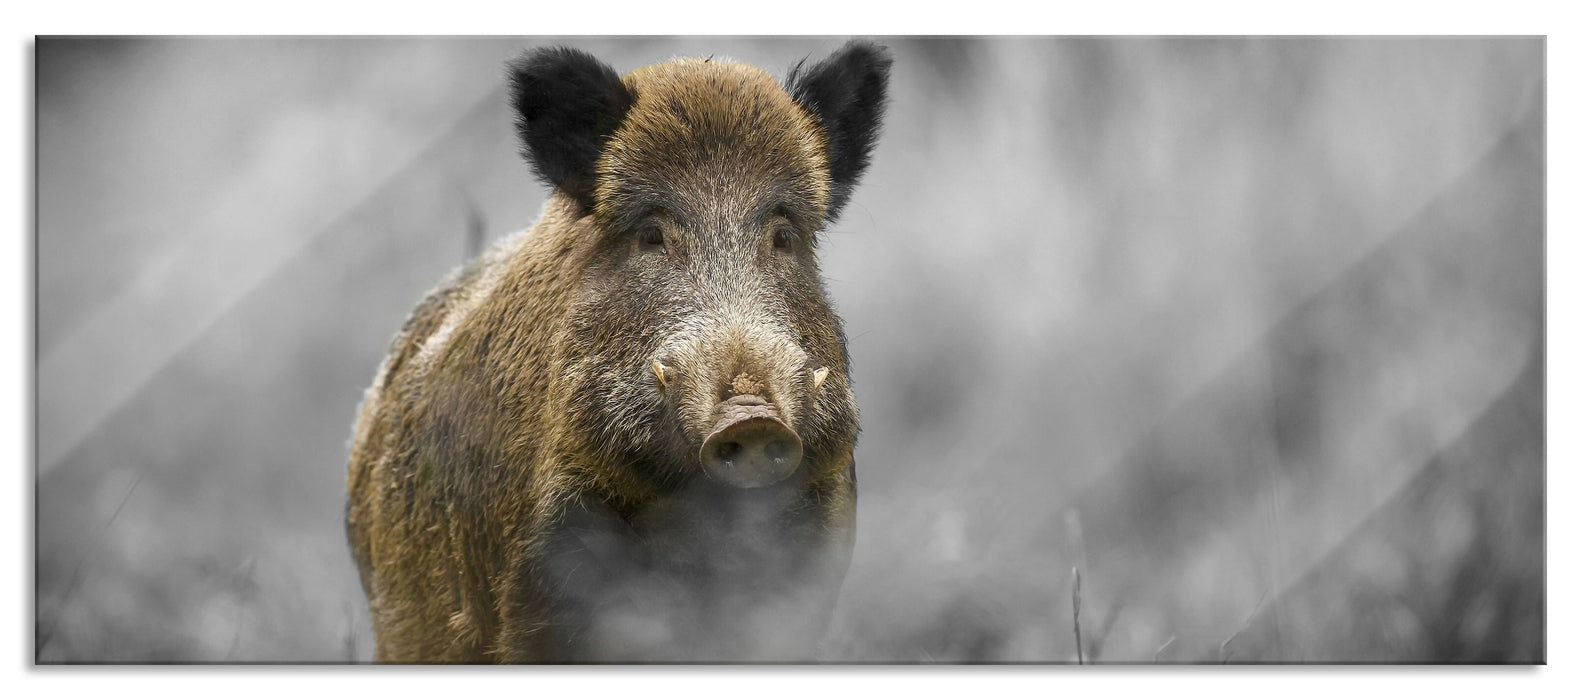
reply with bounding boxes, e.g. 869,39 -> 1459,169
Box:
347,44 -> 887,663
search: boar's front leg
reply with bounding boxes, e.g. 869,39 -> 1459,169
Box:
500,493 -> 696,663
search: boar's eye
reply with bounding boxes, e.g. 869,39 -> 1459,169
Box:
772,224 -> 796,251
637,223 -> 665,249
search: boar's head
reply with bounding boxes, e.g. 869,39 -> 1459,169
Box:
509,42 -> 889,494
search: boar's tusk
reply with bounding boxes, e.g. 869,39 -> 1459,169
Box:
812,366 -> 830,391
653,361 -> 668,390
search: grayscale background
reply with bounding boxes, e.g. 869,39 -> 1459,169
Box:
35,36 -> 1544,663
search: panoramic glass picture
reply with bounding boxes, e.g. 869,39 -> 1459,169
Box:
35,36 -> 1543,663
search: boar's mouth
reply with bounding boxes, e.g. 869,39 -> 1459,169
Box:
699,395 -> 803,488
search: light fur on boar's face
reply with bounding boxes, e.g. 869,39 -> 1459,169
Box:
346,42 -> 890,663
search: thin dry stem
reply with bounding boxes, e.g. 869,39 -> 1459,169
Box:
1153,635 -> 1176,662
1219,590 -> 1269,663
1071,566 -> 1084,665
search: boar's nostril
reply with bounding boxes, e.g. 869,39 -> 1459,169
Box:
715,441 -> 743,462
764,440 -> 793,462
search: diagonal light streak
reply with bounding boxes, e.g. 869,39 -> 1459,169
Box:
37,83 -> 507,475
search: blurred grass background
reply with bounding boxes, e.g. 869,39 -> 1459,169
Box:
34,37 -> 1542,663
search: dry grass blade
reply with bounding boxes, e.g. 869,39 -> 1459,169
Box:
1219,590 -> 1269,663
1071,566 -> 1084,665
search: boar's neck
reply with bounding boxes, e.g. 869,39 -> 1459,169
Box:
519,474 -> 849,661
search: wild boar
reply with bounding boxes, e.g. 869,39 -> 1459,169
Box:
345,41 -> 890,662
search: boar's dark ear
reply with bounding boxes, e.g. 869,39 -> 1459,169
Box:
507,47 -> 634,210
785,40 -> 892,223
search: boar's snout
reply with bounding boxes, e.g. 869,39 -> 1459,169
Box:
700,395 -> 803,488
